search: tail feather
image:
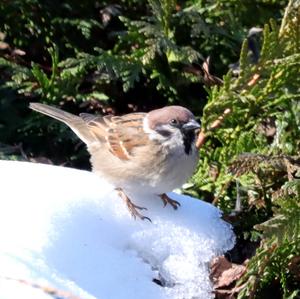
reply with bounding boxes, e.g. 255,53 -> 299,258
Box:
29,103 -> 79,123
29,102 -> 96,145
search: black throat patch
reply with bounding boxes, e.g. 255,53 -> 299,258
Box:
182,130 -> 196,155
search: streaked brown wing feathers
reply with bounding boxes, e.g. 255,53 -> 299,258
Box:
80,112 -> 147,160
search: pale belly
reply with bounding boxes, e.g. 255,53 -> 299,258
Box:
89,140 -> 199,196
119,148 -> 199,195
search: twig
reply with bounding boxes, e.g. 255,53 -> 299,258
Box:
196,108 -> 231,149
0,275 -> 81,299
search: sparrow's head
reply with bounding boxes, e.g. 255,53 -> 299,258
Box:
145,106 -> 200,154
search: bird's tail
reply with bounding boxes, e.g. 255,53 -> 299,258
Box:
29,102 -> 96,144
29,102 -> 80,123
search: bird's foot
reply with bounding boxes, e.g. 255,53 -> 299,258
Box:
116,188 -> 151,222
159,193 -> 181,210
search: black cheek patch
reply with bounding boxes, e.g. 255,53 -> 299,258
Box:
156,127 -> 172,137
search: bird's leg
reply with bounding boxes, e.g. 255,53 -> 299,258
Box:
116,188 -> 151,222
159,193 -> 181,210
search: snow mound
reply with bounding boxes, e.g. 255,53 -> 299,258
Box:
0,160 -> 235,299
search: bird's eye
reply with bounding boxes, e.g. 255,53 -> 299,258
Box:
170,119 -> 178,125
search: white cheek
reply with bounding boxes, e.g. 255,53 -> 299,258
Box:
143,117 -> 158,140
142,116 -> 198,193
143,117 -> 184,149
164,129 -> 184,152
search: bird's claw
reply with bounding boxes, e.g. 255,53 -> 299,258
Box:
160,193 -> 181,210
126,200 -> 151,222
116,188 -> 151,222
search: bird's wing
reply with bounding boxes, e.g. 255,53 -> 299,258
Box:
30,103 -> 149,161
82,112 -> 148,160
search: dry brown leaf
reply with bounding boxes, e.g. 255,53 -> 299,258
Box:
29,157 -> 54,165
210,256 -> 247,298
12,48 -> 26,56
288,255 -> 300,281
0,41 -> 9,50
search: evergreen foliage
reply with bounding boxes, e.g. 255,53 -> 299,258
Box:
1,0 -> 283,165
191,1 -> 300,297
0,0 -> 299,297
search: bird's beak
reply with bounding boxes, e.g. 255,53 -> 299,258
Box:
182,119 -> 201,132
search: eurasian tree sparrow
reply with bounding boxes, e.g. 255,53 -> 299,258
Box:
29,103 -> 200,221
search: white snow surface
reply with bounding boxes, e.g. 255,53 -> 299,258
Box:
0,160 -> 235,299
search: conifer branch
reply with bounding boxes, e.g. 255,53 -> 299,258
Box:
196,108 -> 231,149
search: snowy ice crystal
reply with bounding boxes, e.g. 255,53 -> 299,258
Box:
0,160 -> 235,299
